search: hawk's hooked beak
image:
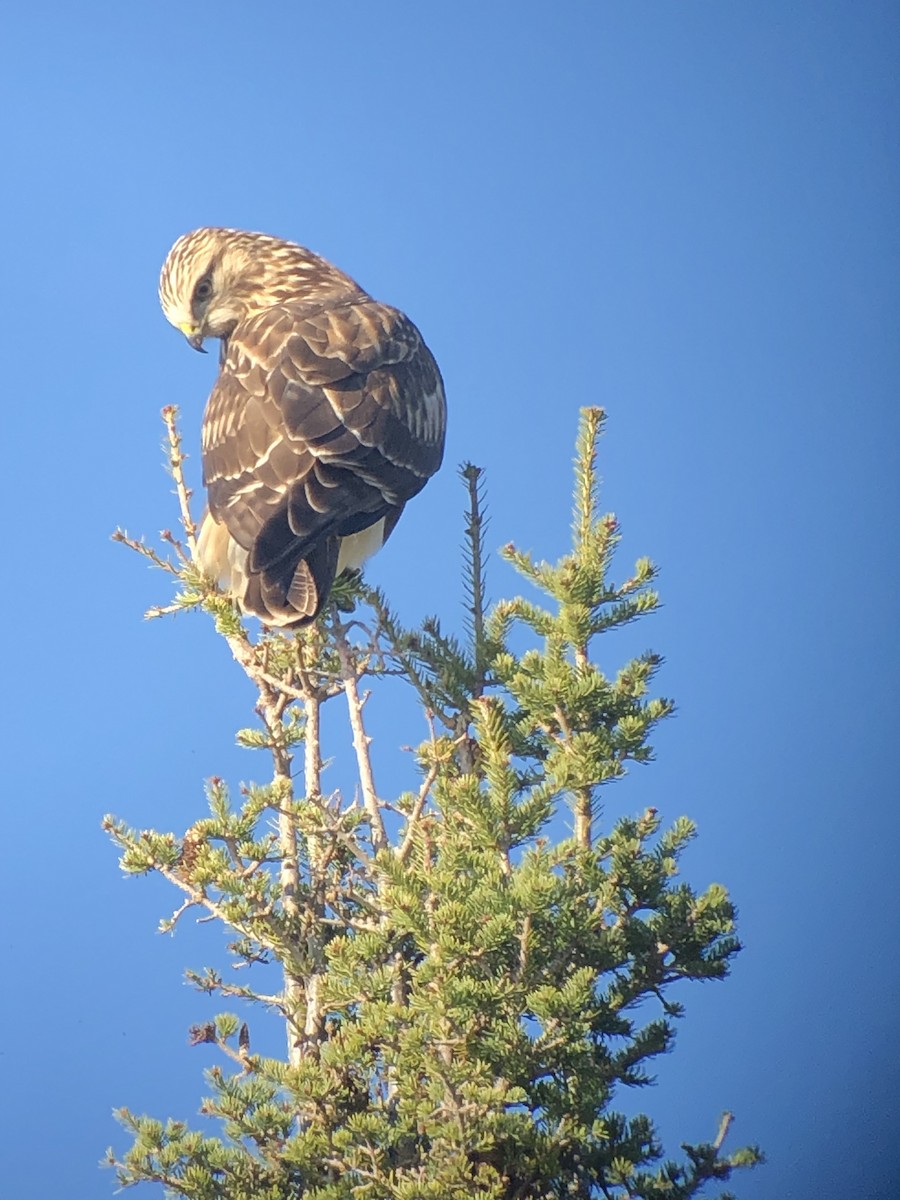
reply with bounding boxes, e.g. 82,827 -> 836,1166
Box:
178,322 -> 207,353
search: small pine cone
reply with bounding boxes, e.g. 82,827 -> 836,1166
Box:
180,828 -> 205,875
188,1022 -> 216,1046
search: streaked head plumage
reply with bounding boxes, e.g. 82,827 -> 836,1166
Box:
158,227 -> 364,349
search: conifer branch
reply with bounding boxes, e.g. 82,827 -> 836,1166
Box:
161,405 -> 198,558
153,863 -> 270,940
143,600 -> 188,619
110,528 -> 180,574
249,667 -> 335,701
364,586 -> 460,735
184,968 -> 286,1010
553,701 -> 595,847
298,681 -> 325,1055
397,759 -> 440,865
333,616 -> 387,854
573,405 -> 605,555
571,789 -> 596,847
159,894 -> 201,933
160,408 -> 313,1066
460,462 -> 489,694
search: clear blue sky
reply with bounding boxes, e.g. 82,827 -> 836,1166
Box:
1,3 -> 897,1196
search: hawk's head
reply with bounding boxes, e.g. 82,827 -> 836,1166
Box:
158,227 -> 364,352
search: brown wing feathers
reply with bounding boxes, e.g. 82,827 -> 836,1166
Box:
201,298 -> 444,627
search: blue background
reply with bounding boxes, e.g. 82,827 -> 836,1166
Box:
1,4 -> 897,1196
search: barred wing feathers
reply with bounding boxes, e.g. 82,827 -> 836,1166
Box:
199,298 -> 446,627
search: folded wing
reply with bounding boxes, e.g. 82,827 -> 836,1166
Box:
199,298 -> 446,627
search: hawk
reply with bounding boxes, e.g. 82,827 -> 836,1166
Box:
158,227 -> 446,628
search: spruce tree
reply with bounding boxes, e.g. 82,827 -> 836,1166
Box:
107,406 -> 761,1199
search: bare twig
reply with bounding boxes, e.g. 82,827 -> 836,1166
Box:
334,622 -> 386,854
161,406 -> 198,558
186,974 -> 287,1011
145,601 -> 193,620
210,1034 -> 255,1071
111,529 -> 179,574
159,894 -> 200,932
713,1111 -> 734,1152
397,761 -> 439,865
157,866 -> 271,941
517,912 -> 532,981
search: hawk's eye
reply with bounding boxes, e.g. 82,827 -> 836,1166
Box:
193,277 -> 213,304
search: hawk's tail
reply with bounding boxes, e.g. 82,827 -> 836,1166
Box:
253,535 -> 340,627
196,511 -> 339,628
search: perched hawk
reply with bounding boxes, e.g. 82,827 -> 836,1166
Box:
158,227 -> 446,627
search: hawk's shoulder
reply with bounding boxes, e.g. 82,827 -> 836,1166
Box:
237,295 -> 438,386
